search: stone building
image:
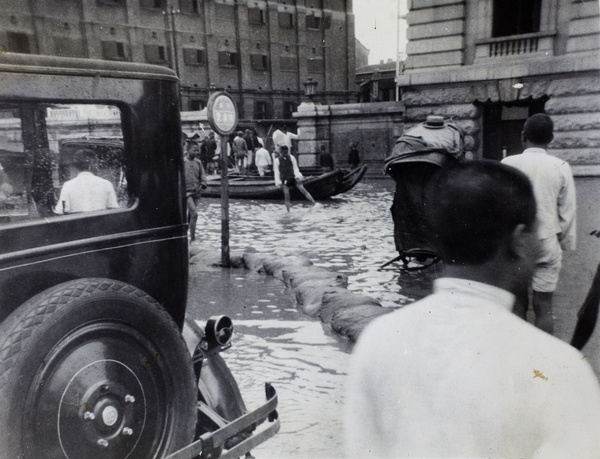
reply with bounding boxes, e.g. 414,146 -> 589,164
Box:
0,0 -> 356,124
356,60 -> 399,103
397,0 -> 600,169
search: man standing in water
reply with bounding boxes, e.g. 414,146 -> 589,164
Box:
502,113 -> 576,334
184,141 -> 207,243
273,145 -> 317,212
345,161 -> 600,458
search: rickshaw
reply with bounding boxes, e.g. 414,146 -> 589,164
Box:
382,116 -> 464,270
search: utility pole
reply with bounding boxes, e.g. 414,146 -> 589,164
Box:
163,6 -> 181,78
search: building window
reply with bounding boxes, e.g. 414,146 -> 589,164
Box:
97,0 -> 125,5
7,33 -> 31,54
215,3 -> 235,20
145,44 -> 167,63
189,99 -> 205,111
140,0 -> 166,10
183,48 -> 206,66
180,0 -> 200,14
492,0 -> 541,37
306,14 -> 321,30
250,54 -> 269,70
218,51 -> 238,67
255,101 -> 272,120
278,12 -> 294,28
307,57 -> 323,74
102,41 -> 127,60
280,56 -> 297,72
248,8 -> 266,25
54,37 -> 86,57
283,101 -> 297,119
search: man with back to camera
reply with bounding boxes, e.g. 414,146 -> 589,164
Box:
54,148 -> 119,214
232,131 -> 248,173
502,113 -> 576,334
254,143 -> 272,177
345,161 -> 600,458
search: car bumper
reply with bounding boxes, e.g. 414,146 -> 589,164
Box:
165,383 -> 280,459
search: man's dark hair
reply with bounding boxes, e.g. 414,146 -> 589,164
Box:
425,160 -> 536,265
73,149 -> 94,171
186,141 -> 200,157
522,113 -> 554,145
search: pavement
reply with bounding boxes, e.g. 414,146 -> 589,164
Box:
553,176 -> 600,377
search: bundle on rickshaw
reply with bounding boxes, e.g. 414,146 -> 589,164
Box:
383,115 -> 465,270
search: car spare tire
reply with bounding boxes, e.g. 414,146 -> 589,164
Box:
0,278 -> 197,459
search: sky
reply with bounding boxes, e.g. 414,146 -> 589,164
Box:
353,0 -> 409,65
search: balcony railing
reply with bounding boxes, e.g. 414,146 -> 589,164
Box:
475,32 -> 556,61
489,36 -> 539,57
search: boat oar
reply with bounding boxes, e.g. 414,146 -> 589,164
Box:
571,262 -> 600,350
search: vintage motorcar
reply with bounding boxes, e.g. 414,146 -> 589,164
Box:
0,53 -> 278,458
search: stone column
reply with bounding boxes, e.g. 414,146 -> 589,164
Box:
294,102 -> 323,168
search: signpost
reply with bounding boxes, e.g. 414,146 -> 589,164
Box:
207,91 -> 238,267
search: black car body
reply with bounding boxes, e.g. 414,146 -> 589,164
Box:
0,53 -> 278,459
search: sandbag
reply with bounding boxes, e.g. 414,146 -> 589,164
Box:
330,305 -> 393,342
229,252 -> 245,268
294,284 -> 348,317
289,270 -> 348,289
263,255 -> 313,280
318,291 -> 381,323
242,252 -> 266,272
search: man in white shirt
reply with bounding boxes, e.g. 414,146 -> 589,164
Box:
254,145 -> 272,176
272,125 -> 298,153
502,113 -> 576,334
345,161 -> 600,458
54,149 -> 119,214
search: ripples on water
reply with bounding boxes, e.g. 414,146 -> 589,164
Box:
197,180 -> 411,308
192,180 -> 435,458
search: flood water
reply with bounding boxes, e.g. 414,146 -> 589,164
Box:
186,178 -> 437,458
183,174 -> 600,458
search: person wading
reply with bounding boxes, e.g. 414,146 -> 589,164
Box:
273,145 -> 317,212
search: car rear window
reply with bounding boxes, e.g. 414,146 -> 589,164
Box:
0,103 -> 131,225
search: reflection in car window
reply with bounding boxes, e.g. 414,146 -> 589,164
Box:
0,103 -> 130,225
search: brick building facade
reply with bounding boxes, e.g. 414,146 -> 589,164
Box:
0,0 -> 357,124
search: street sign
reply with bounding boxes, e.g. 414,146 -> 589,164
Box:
206,91 -> 237,267
207,91 -> 238,136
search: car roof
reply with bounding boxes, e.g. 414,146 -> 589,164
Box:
0,52 -> 178,82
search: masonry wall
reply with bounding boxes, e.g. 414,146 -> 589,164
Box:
401,71 -> 600,171
294,102 -> 404,175
404,0 -> 466,70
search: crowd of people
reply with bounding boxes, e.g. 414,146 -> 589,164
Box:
181,125 -> 361,178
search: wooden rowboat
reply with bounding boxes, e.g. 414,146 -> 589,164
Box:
202,165 -> 368,200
